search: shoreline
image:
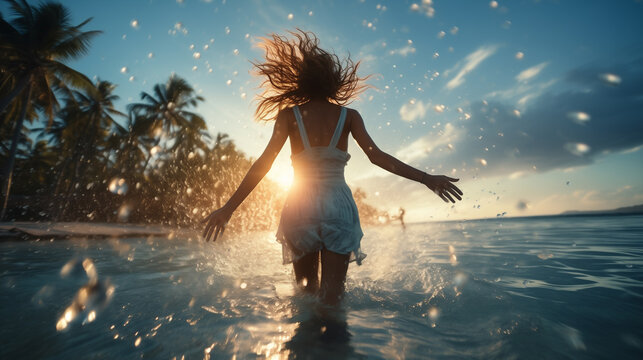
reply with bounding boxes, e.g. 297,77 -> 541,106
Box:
0,222 -> 199,241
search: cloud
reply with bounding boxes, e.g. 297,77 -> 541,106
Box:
399,100 -> 429,122
400,58 -> 643,178
515,62 -> 549,82
389,44 -> 416,57
466,59 -> 643,176
395,123 -> 461,163
445,45 -> 498,90
486,78 -> 558,107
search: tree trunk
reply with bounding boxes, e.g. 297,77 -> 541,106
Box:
0,75 -> 30,121
55,114 -> 96,221
0,79 -> 33,221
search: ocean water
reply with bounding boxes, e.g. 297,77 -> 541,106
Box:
1,215 -> 642,359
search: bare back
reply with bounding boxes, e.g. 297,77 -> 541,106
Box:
287,100 -> 352,155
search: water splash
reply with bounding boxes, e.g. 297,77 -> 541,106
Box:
56,258 -> 115,331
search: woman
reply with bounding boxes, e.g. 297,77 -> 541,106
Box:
203,30 -> 462,306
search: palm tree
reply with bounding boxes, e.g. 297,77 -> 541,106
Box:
0,0 -> 100,219
128,74 -> 205,172
108,113 -> 147,176
55,80 -> 124,219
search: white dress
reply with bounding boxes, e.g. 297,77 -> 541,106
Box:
276,106 -> 366,265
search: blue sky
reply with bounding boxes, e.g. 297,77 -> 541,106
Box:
4,0 -> 643,221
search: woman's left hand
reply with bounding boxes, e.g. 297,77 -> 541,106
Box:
202,206 -> 233,242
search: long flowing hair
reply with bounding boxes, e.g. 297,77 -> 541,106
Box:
252,30 -> 369,121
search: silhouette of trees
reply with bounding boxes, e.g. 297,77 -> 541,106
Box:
0,0 -> 382,230
0,0 -> 100,219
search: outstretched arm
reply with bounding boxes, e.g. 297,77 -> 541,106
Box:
349,109 -> 463,203
202,111 -> 289,242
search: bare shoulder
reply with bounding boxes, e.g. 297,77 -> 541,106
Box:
344,107 -> 364,127
275,107 -> 295,127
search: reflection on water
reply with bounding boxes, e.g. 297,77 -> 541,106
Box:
1,215 -> 643,358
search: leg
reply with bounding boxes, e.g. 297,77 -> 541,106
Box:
319,249 -> 350,306
292,251 -> 319,294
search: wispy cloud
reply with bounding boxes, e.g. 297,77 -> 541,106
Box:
399,100 -> 429,122
389,44 -> 416,57
487,78 -> 558,108
445,45 -> 498,90
516,62 -> 549,82
395,123 -> 461,162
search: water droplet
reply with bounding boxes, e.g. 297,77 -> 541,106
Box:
225,26 -> 230,35
433,104 -> 445,113
130,19 -> 139,29
565,142 -> 591,156
437,30 -> 446,39
192,65 -> 198,71
117,204 -> 132,222
429,307 -> 439,321
308,11 -> 314,16
287,13 -> 294,20
56,318 -> 68,331
233,49 -> 239,55
490,1 -> 499,9
226,79 -> 232,86
433,52 -> 439,59
567,111 -> 590,124
240,282 -> 247,289
599,73 -> 621,85
147,52 -> 154,59
120,67 -> 128,74
108,177 -> 128,195
193,52 -> 201,59
128,76 -> 135,82
515,51 -> 524,60
450,26 -> 459,35
134,337 -> 142,347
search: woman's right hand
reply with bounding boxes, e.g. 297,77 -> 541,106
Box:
202,205 -> 233,242
422,174 -> 463,203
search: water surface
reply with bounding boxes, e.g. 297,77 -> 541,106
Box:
2,215 -> 642,359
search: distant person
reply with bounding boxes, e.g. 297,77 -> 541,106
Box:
203,30 -> 462,306
398,207 -> 406,230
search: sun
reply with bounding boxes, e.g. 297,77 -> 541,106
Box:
267,164 -> 294,190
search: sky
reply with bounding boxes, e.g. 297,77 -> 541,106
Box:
3,0 -> 643,222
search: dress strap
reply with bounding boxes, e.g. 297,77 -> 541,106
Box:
293,106 -> 311,150
328,107 -> 347,149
